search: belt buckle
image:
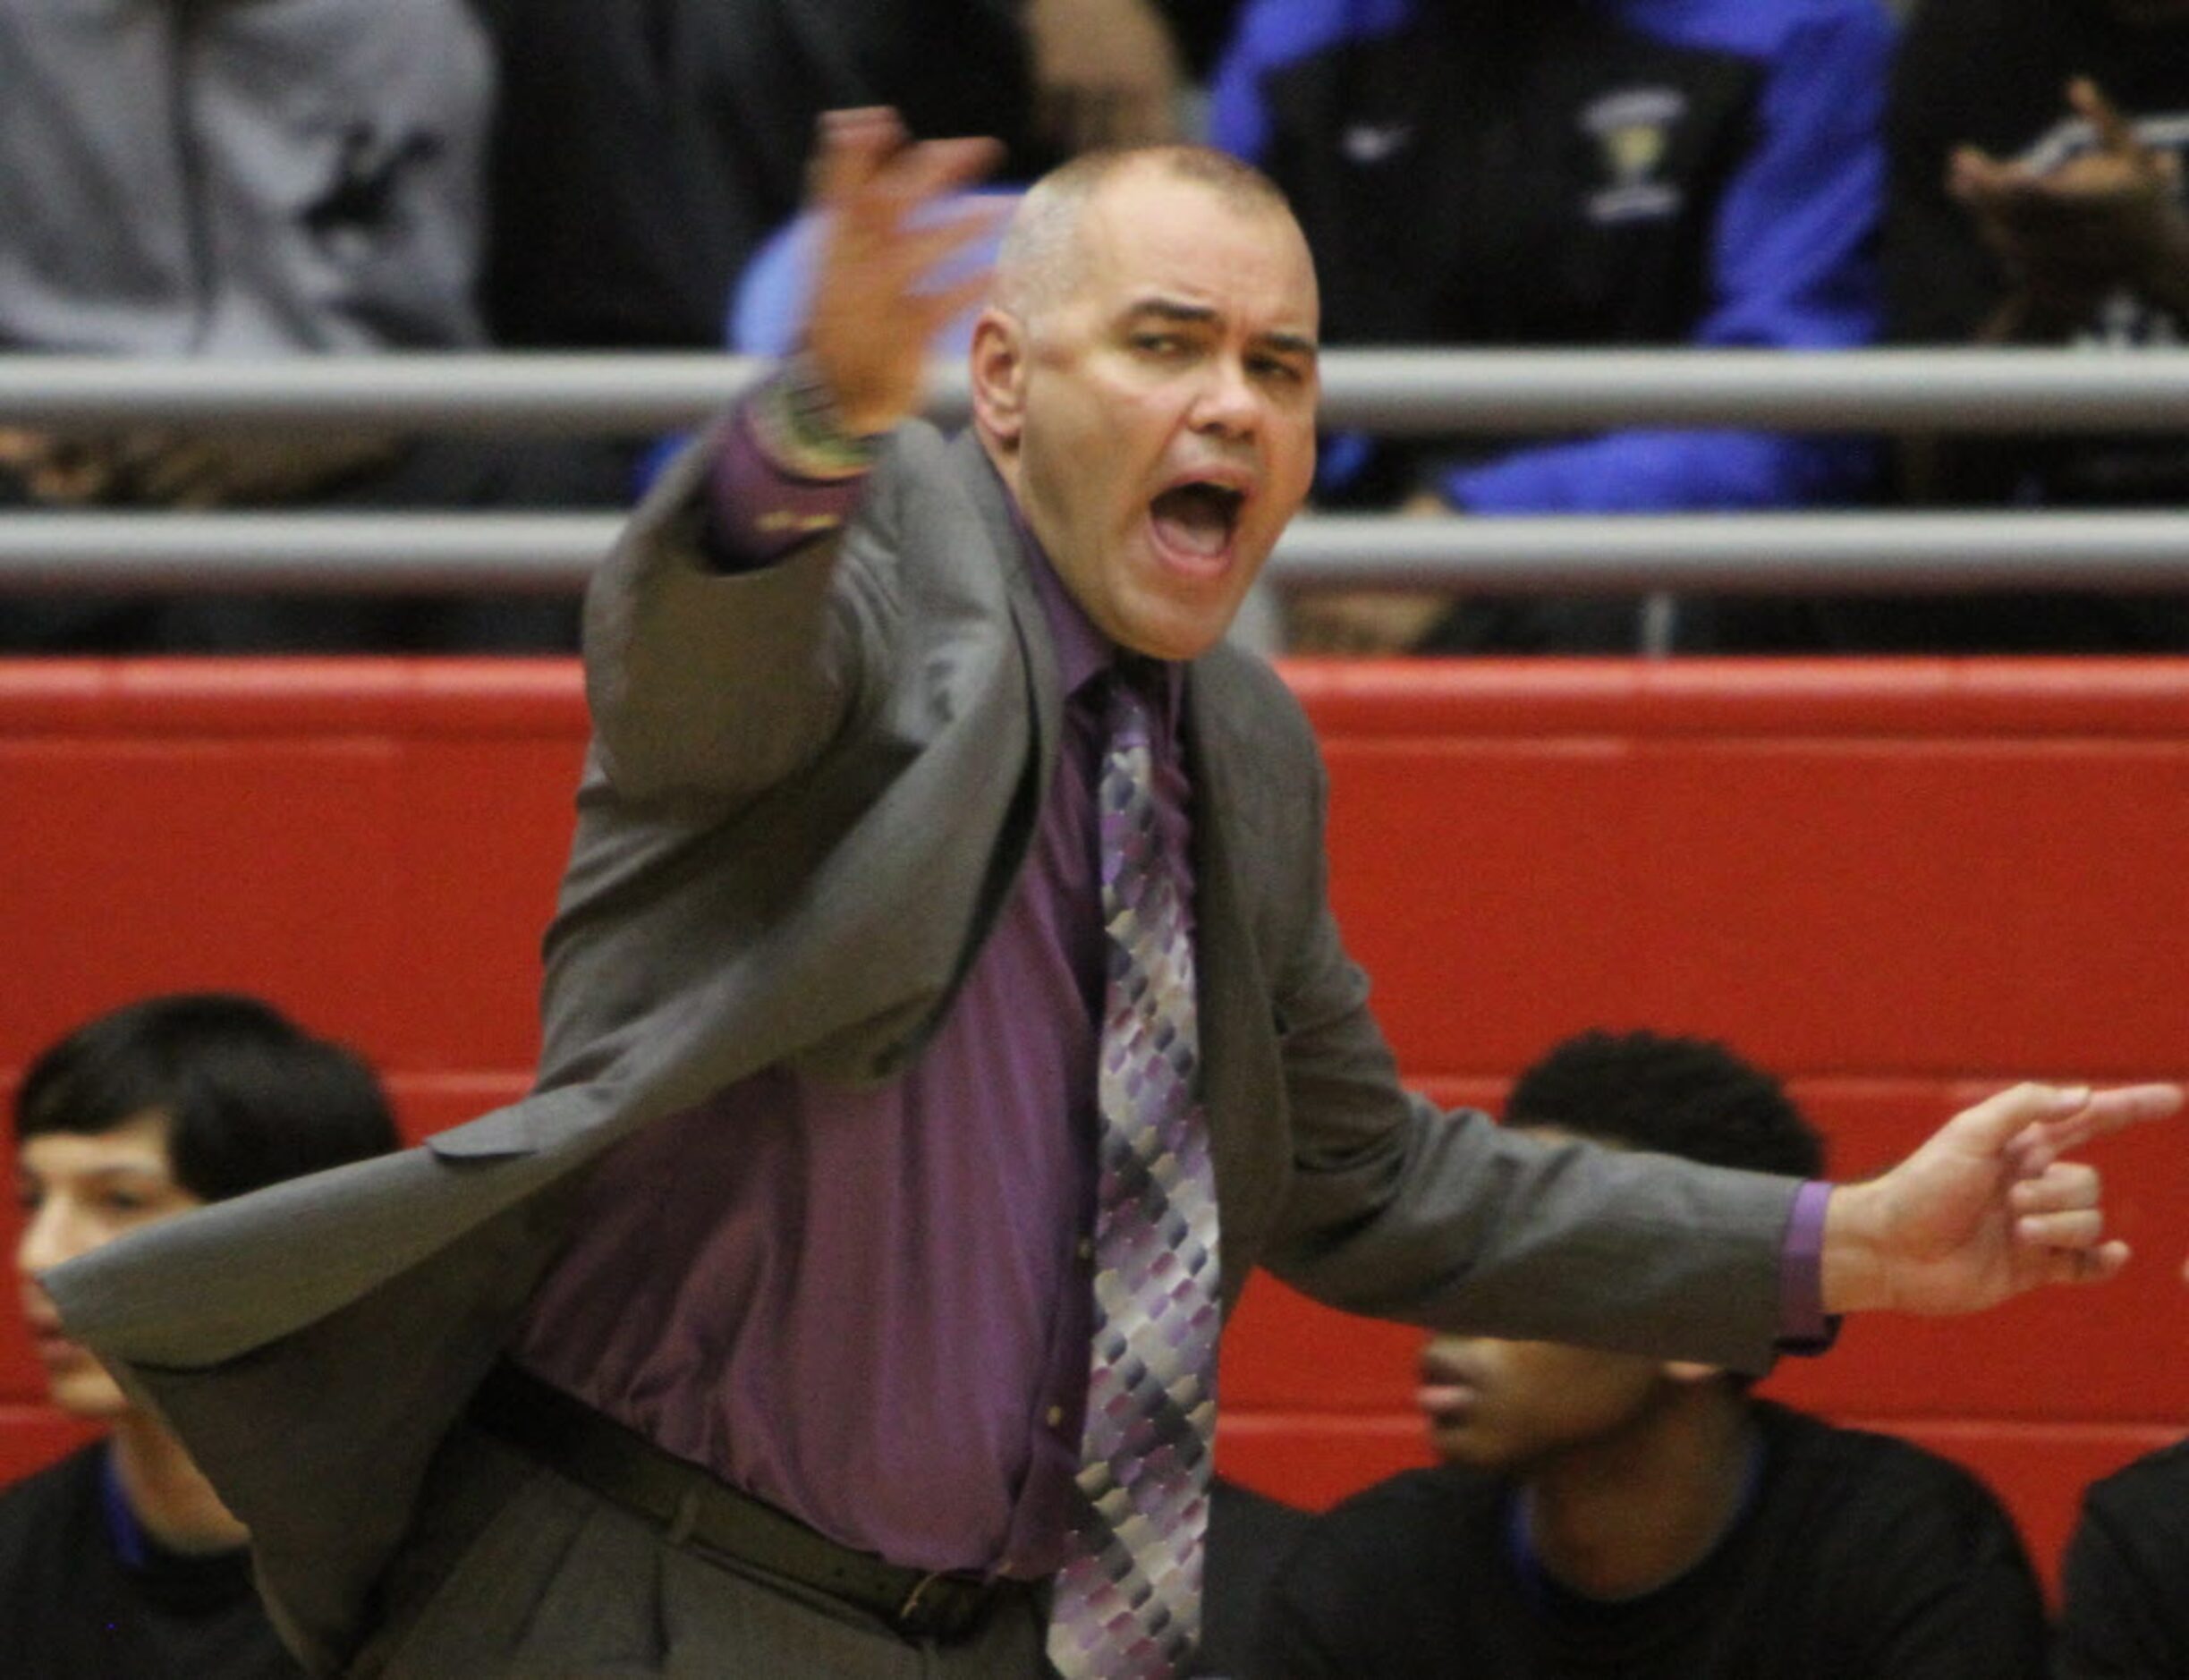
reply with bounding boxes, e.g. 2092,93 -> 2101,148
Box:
895,1570 -> 958,1637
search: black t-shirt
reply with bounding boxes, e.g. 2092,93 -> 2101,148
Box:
1201,1477 -> 1313,1677
1251,1402 -> 2049,1680
2057,1436 -> 2189,1679
0,1444 -> 301,1679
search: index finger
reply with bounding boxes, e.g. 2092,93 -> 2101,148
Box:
1951,1080 -> 2180,1153
809,107 -> 912,208
2011,1082 -> 2184,1172
2067,77 -> 2140,157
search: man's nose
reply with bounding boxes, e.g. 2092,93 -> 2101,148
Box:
1189,357 -> 1260,437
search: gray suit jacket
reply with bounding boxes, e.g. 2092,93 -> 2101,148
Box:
47,422 -> 1799,1672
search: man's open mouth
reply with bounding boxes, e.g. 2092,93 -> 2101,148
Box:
1150,481 -> 1246,559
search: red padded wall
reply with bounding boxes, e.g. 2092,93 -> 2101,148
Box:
2,656 -> 2184,1590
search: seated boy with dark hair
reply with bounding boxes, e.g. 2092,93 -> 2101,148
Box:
1251,1028 -> 2049,1680
4,993 -> 400,1678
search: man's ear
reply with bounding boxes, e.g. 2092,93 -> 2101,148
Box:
969,308 -> 1027,452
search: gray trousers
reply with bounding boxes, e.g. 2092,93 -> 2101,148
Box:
349,1424 -> 1050,1678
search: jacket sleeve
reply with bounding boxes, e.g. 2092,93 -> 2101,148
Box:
580,416 -> 911,806
1204,0 -> 1361,163
1224,665 -> 1800,1373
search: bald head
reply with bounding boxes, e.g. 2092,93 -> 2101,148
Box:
965,140 -> 1319,660
992,147 -> 1302,324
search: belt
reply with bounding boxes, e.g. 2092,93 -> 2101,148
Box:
467,1362 -> 1017,1642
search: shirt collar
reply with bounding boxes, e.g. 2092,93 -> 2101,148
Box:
1002,477 -> 1185,724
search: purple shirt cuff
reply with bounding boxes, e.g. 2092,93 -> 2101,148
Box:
1777,1179 -> 1837,1355
701,395 -> 869,572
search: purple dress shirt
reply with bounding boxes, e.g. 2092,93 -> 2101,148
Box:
514,409 -> 1193,1579
515,387 -> 1833,1580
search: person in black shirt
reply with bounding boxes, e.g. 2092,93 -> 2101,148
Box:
1200,1478 -> 1311,1677
2057,1435 -> 2189,1678
1251,1029 -> 2050,1680
2,994 -> 400,1678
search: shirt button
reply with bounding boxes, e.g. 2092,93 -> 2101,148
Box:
1076,1238 -> 1094,1263
1046,1404 -> 1065,1429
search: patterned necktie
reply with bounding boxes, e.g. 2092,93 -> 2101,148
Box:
1048,661 -> 1223,1680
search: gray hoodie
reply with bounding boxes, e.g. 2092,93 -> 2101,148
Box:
0,0 -> 490,355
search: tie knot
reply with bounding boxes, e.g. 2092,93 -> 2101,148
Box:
1104,654 -> 1167,742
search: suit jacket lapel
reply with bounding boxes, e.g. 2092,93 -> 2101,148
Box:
1184,658 -> 1288,1313
955,432 -> 1063,805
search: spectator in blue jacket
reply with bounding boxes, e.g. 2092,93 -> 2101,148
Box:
1207,0 -> 1894,653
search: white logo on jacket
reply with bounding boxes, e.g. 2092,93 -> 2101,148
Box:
1581,87 -> 1684,224
1341,122 -> 1413,164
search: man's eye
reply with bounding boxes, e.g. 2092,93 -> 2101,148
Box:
1133,333 -> 1185,356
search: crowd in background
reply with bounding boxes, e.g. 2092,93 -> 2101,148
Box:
2,0 -> 2185,655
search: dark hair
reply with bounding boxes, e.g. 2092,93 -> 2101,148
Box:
13,993 -> 399,1201
1505,1028 -> 1824,1180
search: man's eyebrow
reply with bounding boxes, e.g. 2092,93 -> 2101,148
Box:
1123,298 -> 1218,327
1121,299 -> 1319,357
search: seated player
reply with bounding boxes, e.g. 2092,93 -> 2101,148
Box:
1,994 -> 400,1677
1251,1028 -> 2049,1679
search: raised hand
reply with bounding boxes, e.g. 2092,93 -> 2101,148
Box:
802,108 -> 1005,437
1948,79 -> 2189,323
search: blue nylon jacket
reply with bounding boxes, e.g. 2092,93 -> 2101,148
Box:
1208,0 -> 1895,513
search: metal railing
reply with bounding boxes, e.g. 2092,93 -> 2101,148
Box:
3,348 -> 2186,594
